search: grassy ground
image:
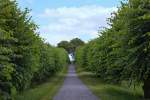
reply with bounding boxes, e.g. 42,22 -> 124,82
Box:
15,66 -> 68,100
76,66 -> 143,100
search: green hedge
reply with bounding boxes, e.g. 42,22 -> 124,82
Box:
75,0 -> 150,98
0,0 -> 68,99
32,44 -> 68,83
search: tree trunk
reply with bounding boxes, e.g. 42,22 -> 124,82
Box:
143,78 -> 150,99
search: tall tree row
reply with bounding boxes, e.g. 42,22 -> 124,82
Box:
0,0 -> 68,100
75,0 -> 150,99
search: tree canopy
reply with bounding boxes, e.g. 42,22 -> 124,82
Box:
57,38 -> 84,53
75,0 -> 150,98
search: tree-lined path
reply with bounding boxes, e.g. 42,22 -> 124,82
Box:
53,64 -> 99,100
0,0 -> 149,100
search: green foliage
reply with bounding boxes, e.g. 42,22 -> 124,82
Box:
57,41 -> 71,53
58,38 -> 84,53
75,0 -> 150,98
70,38 -> 84,52
32,44 -> 68,83
16,65 -> 68,100
0,0 -> 68,99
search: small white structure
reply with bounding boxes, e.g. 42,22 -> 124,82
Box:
68,53 -> 75,62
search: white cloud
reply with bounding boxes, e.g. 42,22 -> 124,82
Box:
37,5 -> 117,45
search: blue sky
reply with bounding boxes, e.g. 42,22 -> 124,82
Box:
18,0 -> 120,45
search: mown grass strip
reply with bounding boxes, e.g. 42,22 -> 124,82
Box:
76,67 -> 143,100
16,66 -> 68,100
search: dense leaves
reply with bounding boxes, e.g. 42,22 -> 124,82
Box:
75,0 -> 150,98
58,38 -> 84,53
0,0 -> 68,99
32,44 -> 68,83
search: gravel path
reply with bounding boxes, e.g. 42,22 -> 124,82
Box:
53,64 -> 99,100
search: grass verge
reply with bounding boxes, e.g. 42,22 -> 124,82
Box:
76,66 -> 143,100
15,66 -> 68,100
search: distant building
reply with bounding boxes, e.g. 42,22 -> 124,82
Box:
68,53 -> 75,62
